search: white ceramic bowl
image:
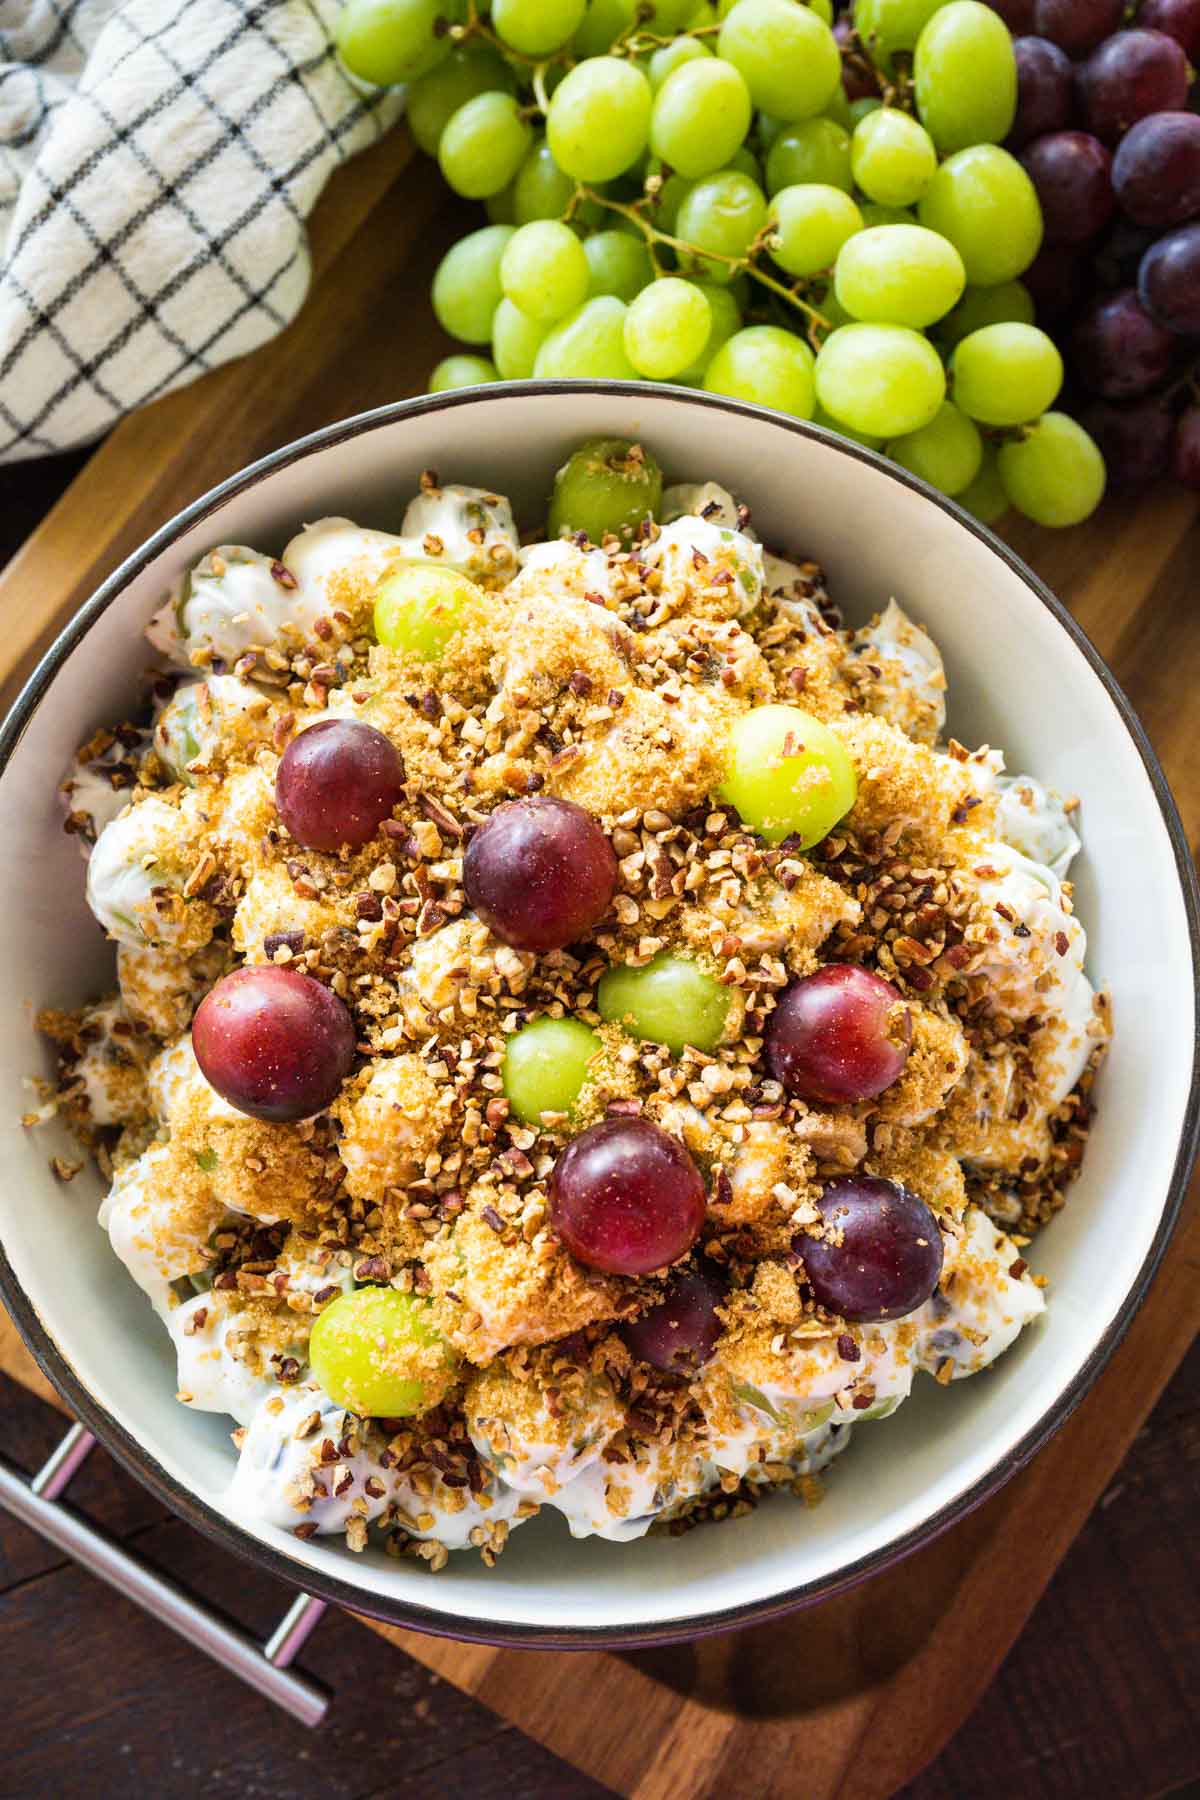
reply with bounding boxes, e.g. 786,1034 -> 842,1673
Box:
0,385 -> 1195,1648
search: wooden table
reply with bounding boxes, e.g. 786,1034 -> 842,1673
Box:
0,124 -> 1198,1800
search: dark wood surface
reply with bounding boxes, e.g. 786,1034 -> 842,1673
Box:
0,129 -> 1197,1796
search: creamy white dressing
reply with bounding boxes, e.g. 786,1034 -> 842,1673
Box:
641,512 -> 764,615
850,599 -> 947,740
85,797 -> 190,948
153,674 -> 269,784
401,483 -> 520,582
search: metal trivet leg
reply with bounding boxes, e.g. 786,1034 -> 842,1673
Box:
0,1420 -> 330,1725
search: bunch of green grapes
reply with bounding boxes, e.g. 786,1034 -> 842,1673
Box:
335,0 -> 1107,529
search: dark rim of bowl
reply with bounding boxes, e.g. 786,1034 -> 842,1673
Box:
0,382 -> 1196,1652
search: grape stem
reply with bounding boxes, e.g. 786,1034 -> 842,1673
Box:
613,23 -> 722,55
573,185 -> 831,337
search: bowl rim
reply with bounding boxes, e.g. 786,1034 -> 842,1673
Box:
1,380 -> 1196,1650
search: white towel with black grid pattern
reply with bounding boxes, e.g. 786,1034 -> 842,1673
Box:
0,0 -> 402,462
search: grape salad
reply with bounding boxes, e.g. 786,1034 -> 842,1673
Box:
44,438 -> 1108,1566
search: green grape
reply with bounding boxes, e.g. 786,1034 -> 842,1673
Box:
918,146 -> 1042,287
815,323 -> 946,438
533,296 -> 640,379
573,0 -> 637,55
718,0 -> 841,120
757,110 -> 785,149
914,1 -> 1016,154
717,703 -> 857,846
765,118 -> 853,195
676,172 -> 768,286
858,201 -> 915,227
547,437 -> 664,543
886,399 -> 982,495
335,0 -> 451,86
429,353 -> 499,391
951,323 -> 1063,426
996,413 -> 1105,528
406,48 -> 515,157
834,224 -> 965,328
643,158 -> 693,232
511,139 -> 575,224
851,108 -> 938,207
855,0 -> 947,57
649,34 -> 713,87
439,92 -> 532,200
431,224 -> 514,345
584,229 -> 655,300
935,279 -> 1034,348
769,184 -> 863,278
500,220 -> 590,323
373,562 -> 485,660
813,283 -> 855,330
650,58 -> 752,179
812,401 -> 883,449
704,325 -> 816,417
598,953 -> 731,1054
725,143 -> 763,186
956,446 -> 1009,524
486,183 -> 517,224
493,0 -> 586,55
309,1287 -> 457,1418
503,1016 -> 602,1124
624,278 -> 713,379
492,297 -> 549,378
849,96 -> 883,127
676,280 -> 743,380
808,0 -> 834,19
547,57 -> 653,182
823,84 -> 854,130
651,0 -> 703,24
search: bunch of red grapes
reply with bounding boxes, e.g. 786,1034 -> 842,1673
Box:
992,0 -> 1200,490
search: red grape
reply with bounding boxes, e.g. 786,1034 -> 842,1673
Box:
1091,217 -> 1159,289
1023,242 -> 1089,322
463,796 -> 618,952
1136,0 -> 1200,59
765,964 -> 912,1105
1175,406 -> 1200,488
1138,222 -> 1200,332
1113,113 -> 1200,229
1078,395 -> 1176,487
619,1267 -> 728,1372
1032,0 -> 1124,56
550,1118 -> 706,1276
795,1176 -> 944,1323
1008,38 -> 1075,152
1021,132 -> 1114,246
192,966 -> 356,1123
1078,30 -> 1190,145
1068,287 -> 1177,396
275,720 -> 404,852
985,0 -> 1037,31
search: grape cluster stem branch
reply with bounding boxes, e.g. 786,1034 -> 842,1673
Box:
572,185 -> 831,337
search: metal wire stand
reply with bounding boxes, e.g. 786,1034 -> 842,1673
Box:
0,1420 -> 330,1725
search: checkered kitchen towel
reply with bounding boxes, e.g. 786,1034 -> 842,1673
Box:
0,0 -> 402,462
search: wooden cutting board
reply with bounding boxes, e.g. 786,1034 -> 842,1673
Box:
2,123 -> 1198,1800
